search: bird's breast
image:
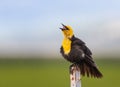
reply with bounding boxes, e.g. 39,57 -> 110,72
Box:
62,38 -> 71,55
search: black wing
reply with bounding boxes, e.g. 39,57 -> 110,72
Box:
71,36 -> 92,57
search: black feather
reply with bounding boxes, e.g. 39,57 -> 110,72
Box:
60,35 -> 103,78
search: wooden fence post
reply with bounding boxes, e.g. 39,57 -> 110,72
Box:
70,65 -> 81,87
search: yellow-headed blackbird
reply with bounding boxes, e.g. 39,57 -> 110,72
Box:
60,24 -> 103,78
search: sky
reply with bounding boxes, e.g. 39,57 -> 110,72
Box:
0,0 -> 120,58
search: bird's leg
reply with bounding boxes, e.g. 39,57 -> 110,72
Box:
69,63 -> 78,74
70,63 -> 75,74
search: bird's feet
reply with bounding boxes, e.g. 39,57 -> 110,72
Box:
69,63 -> 79,74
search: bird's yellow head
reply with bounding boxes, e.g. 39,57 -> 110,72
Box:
60,24 -> 74,39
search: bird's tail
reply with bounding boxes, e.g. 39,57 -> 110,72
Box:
78,55 -> 103,78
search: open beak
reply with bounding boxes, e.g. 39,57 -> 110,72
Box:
60,23 -> 68,30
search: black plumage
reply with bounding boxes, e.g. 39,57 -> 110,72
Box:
60,35 -> 103,78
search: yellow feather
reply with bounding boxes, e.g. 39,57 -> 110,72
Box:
62,38 -> 71,55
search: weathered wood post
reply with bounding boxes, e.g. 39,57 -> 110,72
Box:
70,65 -> 81,87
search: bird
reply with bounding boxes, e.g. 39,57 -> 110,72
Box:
60,24 -> 103,78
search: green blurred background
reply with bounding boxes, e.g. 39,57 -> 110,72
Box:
0,57 -> 120,87
0,0 -> 120,87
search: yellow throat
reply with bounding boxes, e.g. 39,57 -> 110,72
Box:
60,24 -> 74,55
62,38 -> 71,55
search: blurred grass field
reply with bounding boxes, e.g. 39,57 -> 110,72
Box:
0,57 -> 120,87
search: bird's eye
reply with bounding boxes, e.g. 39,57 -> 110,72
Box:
66,28 -> 69,30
